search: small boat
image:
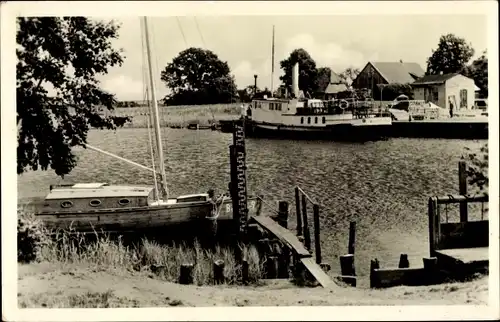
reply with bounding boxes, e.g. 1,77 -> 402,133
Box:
31,17 -> 260,234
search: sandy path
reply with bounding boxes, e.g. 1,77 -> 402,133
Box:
17,262 -> 488,307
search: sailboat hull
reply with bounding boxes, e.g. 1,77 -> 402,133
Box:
32,197 -> 261,233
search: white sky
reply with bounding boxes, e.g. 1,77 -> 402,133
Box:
100,14 -> 487,101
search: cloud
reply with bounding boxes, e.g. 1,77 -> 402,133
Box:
232,59 -> 282,90
282,33 -> 379,72
100,75 -> 169,101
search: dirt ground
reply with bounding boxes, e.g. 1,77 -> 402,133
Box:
16,262 -> 489,308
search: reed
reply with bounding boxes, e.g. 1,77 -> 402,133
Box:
113,103 -> 243,129
18,209 -> 264,286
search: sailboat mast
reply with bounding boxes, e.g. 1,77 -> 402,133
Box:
271,25 -> 275,97
143,17 -> 169,200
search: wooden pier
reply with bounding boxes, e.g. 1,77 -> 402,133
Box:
370,160 -> 489,288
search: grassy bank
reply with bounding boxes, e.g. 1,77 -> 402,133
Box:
18,261 -> 488,307
113,103 -> 242,128
18,211 -> 263,287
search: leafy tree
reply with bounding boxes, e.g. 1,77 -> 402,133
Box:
315,67 -> 332,94
279,48 -> 318,96
161,47 -> 237,105
426,33 -> 475,75
339,67 -> 360,86
17,17 -> 129,177
464,51 -> 488,98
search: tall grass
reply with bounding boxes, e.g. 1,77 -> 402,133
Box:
19,210 -> 264,286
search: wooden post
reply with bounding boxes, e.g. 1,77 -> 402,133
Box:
301,195 -> 311,251
295,187 -> 302,236
398,254 -> 410,268
313,204 -> 321,264
266,256 -> 278,278
278,201 -> 289,229
231,118 -> 249,241
213,259 -> 225,285
348,221 -> 356,255
459,160 -> 468,222
369,259 -> 380,288
242,259 -> 249,285
179,263 -> 194,285
423,257 -> 438,285
340,254 -> 355,276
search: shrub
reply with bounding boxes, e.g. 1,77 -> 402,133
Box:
17,210 -> 52,263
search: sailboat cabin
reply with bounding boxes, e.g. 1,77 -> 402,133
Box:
40,183 -> 155,213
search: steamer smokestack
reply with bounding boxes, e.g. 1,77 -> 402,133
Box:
291,63 -> 299,98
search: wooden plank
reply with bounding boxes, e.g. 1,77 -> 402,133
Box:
372,267 -> 425,288
300,257 -> 335,288
435,247 -> 489,265
438,221 -> 489,250
250,215 -> 311,258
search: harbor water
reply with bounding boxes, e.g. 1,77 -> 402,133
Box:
17,128 -> 487,281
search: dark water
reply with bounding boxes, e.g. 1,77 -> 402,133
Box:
17,128 -> 487,281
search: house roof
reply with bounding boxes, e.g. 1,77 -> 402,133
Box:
325,83 -> 348,94
330,71 -> 343,84
411,73 -> 461,85
370,62 -> 425,84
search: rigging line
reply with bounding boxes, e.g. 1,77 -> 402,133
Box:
193,17 -> 206,48
141,18 -> 160,201
176,16 -> 188,48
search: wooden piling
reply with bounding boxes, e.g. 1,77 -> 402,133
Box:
370,259 -> 380,288
459,160 -> 468,222
242,259 -> 249,285
179,263 -> 194,285
213,259 -> 225,285
423,257 -> 438,285
313,204 -> 321,264
398,254 -> 410,268
278,201 -> 289,229
348,221 -> 356,255
295,187 -> 302,236
301,195 -> 311,251
340,254 -> 356,276
266,256 -> 279,278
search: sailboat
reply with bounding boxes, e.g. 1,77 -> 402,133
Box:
30,17 -> 261,233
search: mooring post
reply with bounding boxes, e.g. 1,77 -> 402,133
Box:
398,253 -> 410,268
301,195 -> 311,251
179,263 -> 194,285
230,118 -> 249,263
213,259 -> 225,285
369,259 -> 380,288
313,204 -> 321,264
278,200 -> 289,229
242,258 -> 249,285
295,187 -> 302,236
340,254 -> 355,276
348,221 -> 356,255
423,257 -> 438,285
458,160 -> 468,222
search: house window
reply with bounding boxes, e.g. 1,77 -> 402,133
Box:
315,117 -> 318,124
269,103 -> 274,110
460,89 -> 467,108
322,117 -> 326,124
301,117 -> 304,124
307,117 -> 311,124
